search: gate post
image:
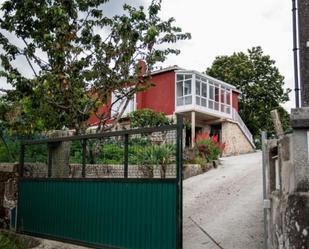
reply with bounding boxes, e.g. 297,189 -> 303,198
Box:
19,144 -> 25,178
261,131 -> 268,249
48,130 -> 73,178
176,115 -> 183,249
124,133 -> 129,178
16,143 -> 25,233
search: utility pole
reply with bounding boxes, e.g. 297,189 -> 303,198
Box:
292,0 -> 300,107
298,0 -> 309,106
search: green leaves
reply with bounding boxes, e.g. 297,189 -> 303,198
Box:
0,0 -> 190,135
128,109 -> 173,128
207,46 -> 291,139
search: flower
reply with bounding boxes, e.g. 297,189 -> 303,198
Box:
193,132 -> 226,162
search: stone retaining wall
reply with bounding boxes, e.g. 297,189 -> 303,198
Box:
0,163 -> 18,229
221,121 -> 255,156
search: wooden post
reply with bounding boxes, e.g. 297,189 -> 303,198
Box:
271,109 -> 284,138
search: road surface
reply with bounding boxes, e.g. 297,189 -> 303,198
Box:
183,152 -> 263,249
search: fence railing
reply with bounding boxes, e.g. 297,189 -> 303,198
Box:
17,117 -> 184,249
20,124 -> 182,179
232,108 -> 254,147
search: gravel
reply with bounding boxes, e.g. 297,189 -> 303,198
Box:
183,151 -> 264,249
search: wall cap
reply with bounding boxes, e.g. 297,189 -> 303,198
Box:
291,107 -> 309,128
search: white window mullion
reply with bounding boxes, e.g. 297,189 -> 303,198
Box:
192,74 -> 196,107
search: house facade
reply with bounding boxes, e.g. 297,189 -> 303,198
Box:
89,65 -> 255,156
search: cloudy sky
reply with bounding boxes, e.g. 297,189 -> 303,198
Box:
156,0 -> 295,111
99,0 -> 296,111
0,0 -> 296,111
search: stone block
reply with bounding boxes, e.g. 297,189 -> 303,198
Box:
0,164 -> 17,173
291,107 -> 309,128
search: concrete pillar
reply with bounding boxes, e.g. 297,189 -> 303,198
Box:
191,111 -> 195,148
291,107 -> 309,191
48,130 -> 73,178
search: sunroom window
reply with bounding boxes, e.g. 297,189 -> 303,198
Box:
220,87 -> 231,114
176,71 -> 233,116
176,74 -> 192,106
195,75 -> 208,107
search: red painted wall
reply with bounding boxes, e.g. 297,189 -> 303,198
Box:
87,100 -> 111,126
88,70 -> 240,126
232,91 -> 239,111
88,70 -> 176,126
137,71 -> 175,115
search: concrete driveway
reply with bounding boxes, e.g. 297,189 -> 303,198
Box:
183,152 -> 264,249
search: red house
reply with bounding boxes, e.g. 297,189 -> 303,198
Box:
90,65 -> 255,156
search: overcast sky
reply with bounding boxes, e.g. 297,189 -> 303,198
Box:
100,0 -> 295,111
0,0 -> 296,111
155,0 -> 295,112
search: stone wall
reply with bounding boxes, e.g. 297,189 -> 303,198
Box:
0,163 -> 18,229
264,108 -> 309,248
221,121 -> 255,156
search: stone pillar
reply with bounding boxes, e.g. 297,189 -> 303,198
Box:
287,107 -> 309,247
291,107 -> 309,190
48,130 -> 73,178
191,111 -> 195,148
265,107 -> 309,248
298,0 -> 309,106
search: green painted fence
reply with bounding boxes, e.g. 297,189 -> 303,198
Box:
18,179 -> 177,249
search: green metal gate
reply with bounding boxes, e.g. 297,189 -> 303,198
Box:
17,117 -> 183,249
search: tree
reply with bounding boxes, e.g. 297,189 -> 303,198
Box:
206,46 -> 291,138
0,0 -> 190,135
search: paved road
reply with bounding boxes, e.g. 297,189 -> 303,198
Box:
183,152 -> 264,249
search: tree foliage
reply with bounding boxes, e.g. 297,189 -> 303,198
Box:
0,0 -> 190,135
128,108 -> 172,128
206,47 -> 291,138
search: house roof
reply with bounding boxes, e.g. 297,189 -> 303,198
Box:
150,65 -> 184,76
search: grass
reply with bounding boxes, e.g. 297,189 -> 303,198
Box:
0,231 -> 40,249
0,233 -> 26,249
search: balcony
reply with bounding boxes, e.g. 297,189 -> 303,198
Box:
175,70 -> 235,119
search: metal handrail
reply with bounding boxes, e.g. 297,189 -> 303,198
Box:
232,108 -> 254,146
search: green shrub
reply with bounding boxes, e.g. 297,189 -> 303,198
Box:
97,143 -> 124,164
0,233 -> 26,249
132,144 -> 175,178
0,135 -> 48,163
128,109 -> 173,128
194,133 -> 225,162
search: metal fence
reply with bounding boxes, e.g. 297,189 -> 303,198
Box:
16,117 -> 183,249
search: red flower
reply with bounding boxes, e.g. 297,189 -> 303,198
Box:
211,134 -> 218,144
194,132 -> 210,143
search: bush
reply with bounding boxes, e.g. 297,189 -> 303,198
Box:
133,144 -> 175,178
0,134 -> 48,163
194,133 -> 225,162
128,109 -> 173,128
